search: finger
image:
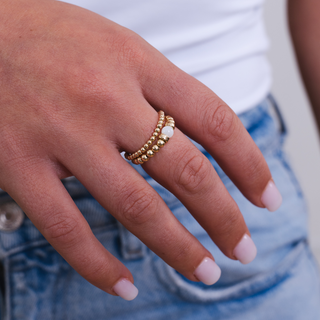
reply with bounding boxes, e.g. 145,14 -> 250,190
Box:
140,60 -> 282,212
3,161 -> 139,300
61,140 -> 222,285
142,128 -> 254,262
115,103 -> 256,263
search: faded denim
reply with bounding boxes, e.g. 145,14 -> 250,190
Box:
0,95 -> 319,319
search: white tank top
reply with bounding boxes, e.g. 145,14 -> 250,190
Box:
62,0 -> 271,114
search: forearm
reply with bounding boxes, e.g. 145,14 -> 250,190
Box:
288,0 -> 320,135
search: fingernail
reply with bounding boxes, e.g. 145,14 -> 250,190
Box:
261,179 -> 282,212
113,278 -> 139,301
194,257 -> 221,285
233,234 -> 257,264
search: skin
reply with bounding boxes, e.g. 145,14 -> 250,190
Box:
0,0 -> 273,296
288,0 -> 320,135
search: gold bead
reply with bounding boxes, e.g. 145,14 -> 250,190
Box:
166,116 -> 174,121
153,132 -> 158,137
158,120 -> 164,125
159,134 -> 169,142
141,147 -> 146,153
144,144 -> 149,149
141,155 -> 149,162
147,140 -> 153,145
152,145 -> 160,152
155,128 -> 160,133
150,136 -> 156,142
137,157 -> 144,164
147,150 -> 154,158
157,139 -> 166,148
137,150 -> 142,156
132,159 -> 139,165
157,124 -> 162,129
166,122 -> 175,129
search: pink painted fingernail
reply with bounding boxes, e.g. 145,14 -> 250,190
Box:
113,278 -> 138,301
233,234 -> 257,264
194,257 -> 221,285
261,180 -> 282,212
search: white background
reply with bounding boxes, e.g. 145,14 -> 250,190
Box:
265,0 -> 320,263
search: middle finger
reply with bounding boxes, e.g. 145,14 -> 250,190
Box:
117,101 -> 256,264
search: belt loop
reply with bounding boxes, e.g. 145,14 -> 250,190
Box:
117,222 -> 146,260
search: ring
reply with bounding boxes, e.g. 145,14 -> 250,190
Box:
124,111 -> 175,165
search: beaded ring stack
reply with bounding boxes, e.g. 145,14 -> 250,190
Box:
124,111 -> 175,165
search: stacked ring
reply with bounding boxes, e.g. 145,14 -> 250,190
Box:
124,111 -> 175,165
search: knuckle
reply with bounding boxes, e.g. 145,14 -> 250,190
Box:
202,100 -> 237,143
173,237 -> 194,265
175,151 -> 211,194
214,207 -> 241,238
69,67 -> 120,107
79,257 -> 108,282
115,31 -> 148,71
120,186 -> 158,226
43,214 -> 80,246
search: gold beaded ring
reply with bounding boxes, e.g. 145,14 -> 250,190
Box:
124,111 -> 175,165
124,111 -> 165,161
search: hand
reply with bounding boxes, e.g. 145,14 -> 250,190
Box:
0,0 -> 281,300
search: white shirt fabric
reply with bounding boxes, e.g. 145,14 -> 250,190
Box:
61,0 -> 271,114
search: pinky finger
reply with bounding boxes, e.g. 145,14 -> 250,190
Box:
3,162 -> 138,301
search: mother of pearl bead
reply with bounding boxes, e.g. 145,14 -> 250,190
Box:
161,126 -> 174,138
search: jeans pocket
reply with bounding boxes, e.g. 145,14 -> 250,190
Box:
267,94 -> 287,137
153,241 -> 306,303
274,148 -> 305,200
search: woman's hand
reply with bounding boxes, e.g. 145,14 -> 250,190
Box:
0,0 -> 281,300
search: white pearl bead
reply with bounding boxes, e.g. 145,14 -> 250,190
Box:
162,126 -> 174,138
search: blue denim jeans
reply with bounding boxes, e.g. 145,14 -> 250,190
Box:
0,96 -> 319,319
